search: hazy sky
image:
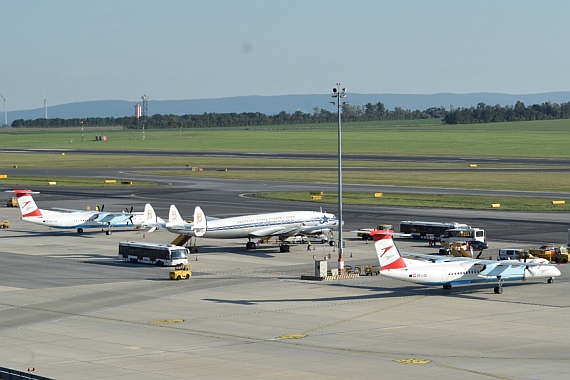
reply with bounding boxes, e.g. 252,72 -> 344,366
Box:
1,0 -> 569,111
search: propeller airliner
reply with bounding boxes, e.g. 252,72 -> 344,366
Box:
371,229 -> 560,294
13,189 -> 164,235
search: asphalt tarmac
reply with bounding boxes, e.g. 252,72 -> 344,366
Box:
1,177 -> 570,379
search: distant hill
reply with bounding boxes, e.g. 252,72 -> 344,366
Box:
7,92 -> 570,121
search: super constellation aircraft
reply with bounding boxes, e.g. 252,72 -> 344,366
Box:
371,229 -> 560,294
14,189 -> 164,234
165,205 -> 339,252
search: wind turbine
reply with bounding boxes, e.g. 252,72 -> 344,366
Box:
0,93 -> 11,126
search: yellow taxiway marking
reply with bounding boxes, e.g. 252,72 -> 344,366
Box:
277,334 -> 307,340
150,319 -> 185,324
395,358 -> 431,364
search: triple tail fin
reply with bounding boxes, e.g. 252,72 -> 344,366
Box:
193,206 -> 207,237
15,189 -> 42,218
370,229 -> 407,270
168,204 -> 184,226
143,203 -> 159,232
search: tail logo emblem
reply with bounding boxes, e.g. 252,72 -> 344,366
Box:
380,245 -> 393,257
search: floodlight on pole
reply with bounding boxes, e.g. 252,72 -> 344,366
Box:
331,83 -> 347,275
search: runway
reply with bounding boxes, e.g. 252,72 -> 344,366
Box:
1,175 -> 570,379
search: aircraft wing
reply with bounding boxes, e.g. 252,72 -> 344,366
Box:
404,252 -> 553,267
51,207 -> 88,213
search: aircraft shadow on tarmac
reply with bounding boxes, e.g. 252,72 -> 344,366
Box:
2,228 -> 142,238
191,244 -> 295,258
203,280 -> 554,306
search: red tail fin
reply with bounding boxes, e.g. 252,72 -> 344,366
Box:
371,230 -> 407,270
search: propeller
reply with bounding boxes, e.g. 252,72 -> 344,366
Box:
521,251 -> 530,280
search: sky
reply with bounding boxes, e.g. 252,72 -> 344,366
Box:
1,0 -> 569,112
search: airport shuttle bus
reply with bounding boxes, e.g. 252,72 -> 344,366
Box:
440,227 -> 486,248
399,221 -> 470,241
118,241 -> 189,266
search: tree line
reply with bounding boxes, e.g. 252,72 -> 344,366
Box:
9,100 -> 570,129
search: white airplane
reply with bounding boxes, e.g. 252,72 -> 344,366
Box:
371,229 -> 561,294
165,205 -> 339,252
14,189 -> 165,234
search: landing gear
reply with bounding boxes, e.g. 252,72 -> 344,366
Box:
279,244 -> 290,253
442,284 -> 452,290
246,241 -> 257,250
548,278 -> 554,284
494,277 -> 504,294
106,230 -> 112,235
77,228 -> 84,233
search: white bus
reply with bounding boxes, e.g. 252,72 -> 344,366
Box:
118,241 -> 189,266
399,221 -> 470,241
440,228 -> 486,248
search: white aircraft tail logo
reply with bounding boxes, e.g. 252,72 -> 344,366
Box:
143,203 -> 160,232
15,189 -> 42,218
371,229 -> 407,270
193,206 -> 207,237
168,204 -> 184,226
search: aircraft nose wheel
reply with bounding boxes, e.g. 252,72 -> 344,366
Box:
494,286 -> 503,294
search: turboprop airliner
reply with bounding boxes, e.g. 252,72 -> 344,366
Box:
371,229 -> 560,294
14,189 -> 165,234
165,205 -> 339,252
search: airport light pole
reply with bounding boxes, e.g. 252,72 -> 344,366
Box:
331,84 -> 346,275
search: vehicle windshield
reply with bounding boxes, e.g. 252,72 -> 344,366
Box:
171,249 -> 188,259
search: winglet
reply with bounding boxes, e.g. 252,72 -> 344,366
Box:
14,189 -> 42,218
193,206 -> 207,237
370,229 -> 407,270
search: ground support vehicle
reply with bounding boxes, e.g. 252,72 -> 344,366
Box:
0,221 -> 9,228
169,263 -> 192,280
356,224 -> 394,240
529,246 -> 569,263
440,227 -> 486,248
118,241 -> 189,266
399,221 -> 469,240
6,197 -> 18,207
364,265 -> 380,275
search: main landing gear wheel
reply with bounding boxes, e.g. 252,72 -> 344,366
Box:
279,244 -> 290,253
77,228 -> 84,233
442,284 -> 452,290
548,278 -> 554,284
494,286 -> 503,294
246,241 -> 257,250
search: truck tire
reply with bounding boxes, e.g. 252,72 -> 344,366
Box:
176,275 -> 181,280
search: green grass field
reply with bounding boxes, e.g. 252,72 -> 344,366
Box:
2,118 -> 570,158
2,119 -> 570,210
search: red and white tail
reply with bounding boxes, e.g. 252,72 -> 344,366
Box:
14,189 -> 42,218
370,229 -> 407,270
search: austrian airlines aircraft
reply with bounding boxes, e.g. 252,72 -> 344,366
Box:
14,189 -> 164,234
166,205 -> 339,252
371,229 -> 560,294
